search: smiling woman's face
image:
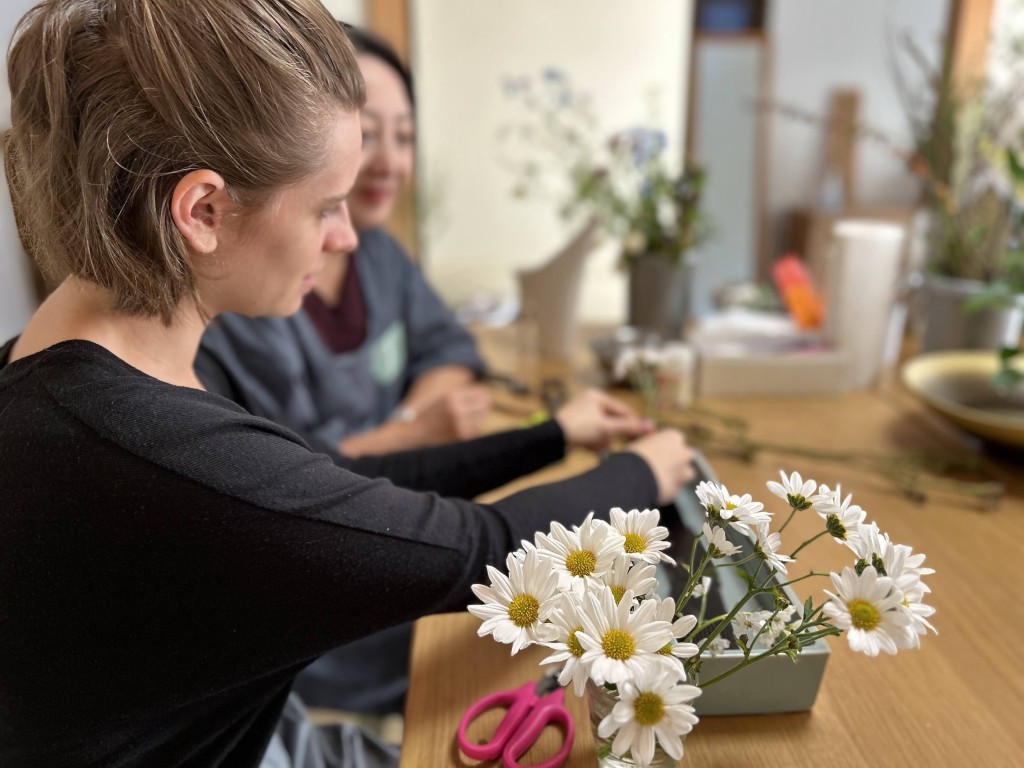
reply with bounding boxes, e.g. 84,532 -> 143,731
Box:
349,53 -> 415,230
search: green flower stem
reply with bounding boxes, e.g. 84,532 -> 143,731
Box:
778,506 -> 799,533
772,571 -> 830,590
698,632 -> 796,688
788,530 -> 830,560
676,549 -> 713,614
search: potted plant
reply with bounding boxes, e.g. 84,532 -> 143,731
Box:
501,70 -> 710,339
894,32 -> 1024,352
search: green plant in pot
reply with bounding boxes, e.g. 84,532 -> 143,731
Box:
895,32 -> 1024,355
501,69 -> 710,340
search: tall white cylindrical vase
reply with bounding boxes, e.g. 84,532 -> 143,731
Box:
824,221 -> 906,390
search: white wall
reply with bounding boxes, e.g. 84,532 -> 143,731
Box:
321,0 -> 365,26
766,0 -> 950,256
411,0 -> 693,323
0,0 -> 43,341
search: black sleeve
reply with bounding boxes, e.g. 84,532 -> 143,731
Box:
337,419 -> 567,498
197,340 -> 568,499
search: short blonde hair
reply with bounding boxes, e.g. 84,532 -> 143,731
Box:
5,0 -> 365,323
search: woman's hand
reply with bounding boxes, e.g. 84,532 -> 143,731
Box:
413,384 -> 492,444
626,429 -> 697,505
554,389 -> 654,452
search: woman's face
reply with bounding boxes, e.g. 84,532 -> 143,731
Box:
349,53 -> 415,230
207,111 -> 362,318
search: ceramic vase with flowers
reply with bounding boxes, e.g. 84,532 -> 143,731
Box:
468,472 -> 936,767
501,70 -> 709,341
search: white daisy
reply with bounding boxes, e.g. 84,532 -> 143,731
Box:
702,522 -> 741,558
535,513 -> 624,592
812,484 -> 867,544
468,548 -> 560,654
766,470 -> 818,511
823,566 -> 913,656
707,636 -> 731,655
600,553 -> 658,604
609,507 -> 676,565
651,596 -> 700,661
721,493 -> 771,535
597,662 -> 701,767
752,524 -> 793,574
575,588 -> 675,686
694,480 -> 729,515
539,593 -> 593,695
691,575 -> 712,599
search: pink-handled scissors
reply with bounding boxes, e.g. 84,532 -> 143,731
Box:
457,672 -> 575,768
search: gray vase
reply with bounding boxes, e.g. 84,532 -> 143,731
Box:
627,252 -> 694,340
918,274 -> 1024,352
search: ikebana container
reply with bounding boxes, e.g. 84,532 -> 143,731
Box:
661,452 -> 830,716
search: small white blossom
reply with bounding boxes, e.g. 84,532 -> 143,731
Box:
694,480 -> 729,514
702,522 -> 741,558
651,596 -> 700,662
691,575 -> 712,599
600,553 -> 658,603
823,566 -> 913,656
752,524 -> 793,575
597,662 -> 701,767
609,507 -> 676,565
575,588 -> 675,686
535,513 -> 624,592
468,548 -> 560,654
767,470 -> 818,510
812,484 -> 867,544
539,593 -> 593,695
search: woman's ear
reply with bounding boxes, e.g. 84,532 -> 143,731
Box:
170,170 -> 235,254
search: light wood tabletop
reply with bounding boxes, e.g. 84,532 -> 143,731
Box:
399,325 -> 1024,767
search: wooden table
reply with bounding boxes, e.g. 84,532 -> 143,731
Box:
400,326 -> 1024,767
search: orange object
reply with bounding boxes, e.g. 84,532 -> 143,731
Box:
773,254 -> 824,330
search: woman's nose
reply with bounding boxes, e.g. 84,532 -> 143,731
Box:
325,202 -> 359,254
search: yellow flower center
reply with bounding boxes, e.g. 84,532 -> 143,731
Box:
623,533 -> 646,554
601,628 -> 636,661
565,549 -> 597,578
610,586 -> 626,604
507,594 -> 540,628
632,692 -> 665,726
567,627 -> 585,658
724,501 -> 738,510
657,642 -> 674,656
847,598 -> 880,631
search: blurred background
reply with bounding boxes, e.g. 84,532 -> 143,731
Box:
3,0 -> 1022,394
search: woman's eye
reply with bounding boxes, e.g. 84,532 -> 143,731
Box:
396,132 -> 415,147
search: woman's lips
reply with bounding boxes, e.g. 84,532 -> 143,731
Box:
356,186 -> 394,206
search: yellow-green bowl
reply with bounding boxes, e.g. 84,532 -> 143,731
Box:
901,350 -> 1024,447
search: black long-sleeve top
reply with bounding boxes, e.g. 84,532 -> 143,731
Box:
0,340 -> 658,768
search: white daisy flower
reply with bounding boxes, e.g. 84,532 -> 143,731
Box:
575,588 -> 675,686
766,470 -> 818,511
691,575 -> 712,599
600,553 -> 658,604
597,662 -> 701,767
694,480 -> 729,514
702,522 -> 741,558
468,548 -> 560,654
539,593 -> 593,695
609,507 -> 676,565
707,637 -> 731,656
823,566 -> 912,656
651,596 -> 700,661
721,493 -> 771,535
812,484 -> 867,544
535,513 -> 624,592
752,524 -> 793,575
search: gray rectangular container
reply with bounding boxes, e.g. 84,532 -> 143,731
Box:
665,453 -> 830,716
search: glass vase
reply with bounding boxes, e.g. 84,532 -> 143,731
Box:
585,680 -> 682,767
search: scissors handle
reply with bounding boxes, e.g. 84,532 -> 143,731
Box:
503,687 -> 575,768
457,681 -> 535,761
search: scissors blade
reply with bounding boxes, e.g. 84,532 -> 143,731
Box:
534,671 -> 561,697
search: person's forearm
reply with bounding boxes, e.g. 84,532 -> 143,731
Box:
400,366 -> 476,411
339,420 -> 426,457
